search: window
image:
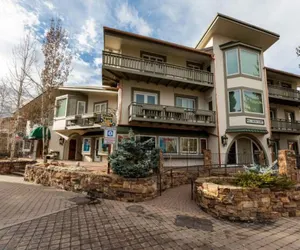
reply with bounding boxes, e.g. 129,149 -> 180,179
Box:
136,135 -> 156,150
142,53 -> 165,63
228,90 -> 242,113
288,141 -> 298,155
94,102 -> 107,113
270,109 -> 276,120
285,111 -> 295,122
159,137 -> 178,154
77,101 -> 86,115
208,101 -> 213,111
281,82 -> 292,89
240,49 -> 260,77
243,91 -> 263,114
187,62 -> 202,70
82,138 -> 91,154
180,138 -> 198,154
200,139 -> 207,154
55,98 -> 67,117
175,97 -> 195,109
98,138 -> 108,154
134,91 -> 158,104
225,48 -> 239,76
23,140 -> 31,152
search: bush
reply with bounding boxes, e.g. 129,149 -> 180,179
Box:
233,172 -> 295,190
109,130 -> 160,178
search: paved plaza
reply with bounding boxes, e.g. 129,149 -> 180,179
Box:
0,177 -> 300,249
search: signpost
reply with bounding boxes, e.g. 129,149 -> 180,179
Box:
103,127 -> 116,174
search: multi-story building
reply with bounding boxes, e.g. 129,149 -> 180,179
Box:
50,13 -> 300,167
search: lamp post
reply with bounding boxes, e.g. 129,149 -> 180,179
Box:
221,134 -> 228,147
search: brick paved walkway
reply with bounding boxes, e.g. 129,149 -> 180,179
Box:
143,184 -> 202,215
0,200 -> 300,250
0,178 -> 82,229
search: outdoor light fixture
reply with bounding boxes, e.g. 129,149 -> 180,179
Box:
221,134 -> 228,147
267,138 -> 274,147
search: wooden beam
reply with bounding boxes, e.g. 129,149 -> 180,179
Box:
119,72 -> 129,80
106,69 -> 121,80
166,80 -> 173,87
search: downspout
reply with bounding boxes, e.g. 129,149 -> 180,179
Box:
212,53 -> 222,166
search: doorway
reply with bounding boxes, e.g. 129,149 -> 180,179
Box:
68,139 -> 76,160
93,138 -> 101,162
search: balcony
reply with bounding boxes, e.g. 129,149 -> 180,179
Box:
268,85 -> 300,106
271,119 -> 300,134
128,102 -> 215,127
102,51 -> 214,91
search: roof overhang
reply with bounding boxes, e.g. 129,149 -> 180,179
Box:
58,86 -> 118,94
196,13 -> 280,51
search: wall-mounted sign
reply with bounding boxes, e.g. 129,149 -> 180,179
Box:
246,118 -> 265,125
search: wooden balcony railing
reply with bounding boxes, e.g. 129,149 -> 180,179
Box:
271,119 -> 300,132
128,102 -> 215,127
268,85 -> 300,101
66,113 -> 107,127
103,51 -> 214,86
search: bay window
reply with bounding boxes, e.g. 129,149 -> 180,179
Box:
243,90 -> 263,114
225,48 -> 239,76
225,47 -> 261,78
240,49 -> 260,77
228,90 -> 242,113
180,138 -> 198,154
55,98 -> 67,117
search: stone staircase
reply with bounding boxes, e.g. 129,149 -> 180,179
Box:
11,168 -> 25,177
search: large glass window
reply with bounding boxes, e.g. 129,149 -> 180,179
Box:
243,91 -> 263,114
228,90 -> 242,113
159,137 -> 178,154
176,97 -> 195,109
225,48 -> 239,76
82,138 -> 91,154
240,49 -> 260,77
134,91 -> 158,104
180,138 -> 198,154
77,101 -> 86,115
55,98 -> 67,117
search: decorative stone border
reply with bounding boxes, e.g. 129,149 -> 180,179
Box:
0,160 -> 36,174
194,177 -> 300,222
24,165 -> 157,202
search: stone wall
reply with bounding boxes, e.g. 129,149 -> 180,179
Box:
0,160 -> 36,174
25,165 -> 157,202
195,177 -> 300,222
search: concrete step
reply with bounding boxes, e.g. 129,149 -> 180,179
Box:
11,171 -> 24,177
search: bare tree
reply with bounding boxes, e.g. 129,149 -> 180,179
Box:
40,18 -> 72,162
5,33 -> 37,159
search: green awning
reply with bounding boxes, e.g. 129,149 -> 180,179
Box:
29,126 -> 51,140
226,128 -> 268,134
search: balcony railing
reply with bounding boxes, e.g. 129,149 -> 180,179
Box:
271,119 -> 300,133
128,102 -> 215,127
66,113 -> 106,127
268,85 -> 300,101
103,51 -> 214,86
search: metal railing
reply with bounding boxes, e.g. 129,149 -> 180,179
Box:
128,102 -> 215,126
268,85 -> 300,100
103,51 -> 214,86
271,119 -> 300,132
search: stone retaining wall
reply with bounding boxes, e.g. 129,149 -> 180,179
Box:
25,165 -> 157,202
0,160 -> 36,174
195,177 -> 300,222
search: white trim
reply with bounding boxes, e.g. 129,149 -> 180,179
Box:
180,137 -> 198,154
158,136 -> 178,155
94,102 -> 107,113
76,101 -> 86,115
240,48 -> 261,78
228,89 -> 242,113
225,48 -> 239,76
55,95 -> 68,118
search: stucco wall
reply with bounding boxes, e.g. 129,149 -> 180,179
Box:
48,126 -> 64,160
86,93 -> 117,113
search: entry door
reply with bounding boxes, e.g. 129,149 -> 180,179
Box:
68,139 -> 76,160
94,138 -> 101,162
237,138 -> 252,165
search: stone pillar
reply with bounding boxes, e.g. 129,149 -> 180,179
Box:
258,151 -> 265,166
203,149 -> 212,169
278,150 -> 297,181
